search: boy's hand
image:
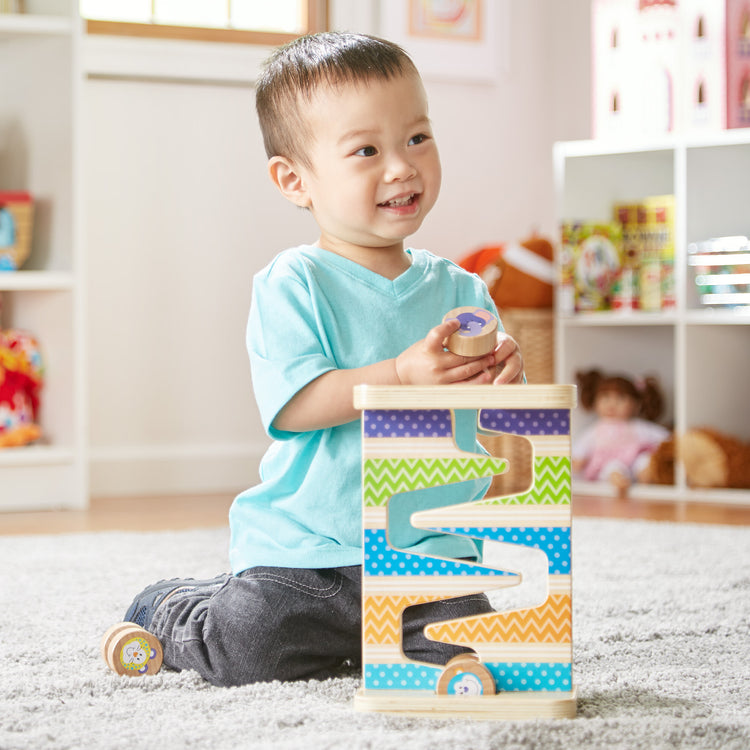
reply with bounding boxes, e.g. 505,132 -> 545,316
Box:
395,320 -> 497,385
491,332 -> 525,384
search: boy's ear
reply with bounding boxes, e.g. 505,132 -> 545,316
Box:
268,156 -> 311,208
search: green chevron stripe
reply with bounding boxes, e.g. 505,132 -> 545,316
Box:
479,456 -> 571,506
363,456 -> 508,508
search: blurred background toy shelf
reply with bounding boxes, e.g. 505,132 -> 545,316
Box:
0,0 -> 86,510
554,131 -> 750,504
550,0 -> 750,504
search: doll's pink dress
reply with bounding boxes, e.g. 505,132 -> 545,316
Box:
573,417 -> 669,482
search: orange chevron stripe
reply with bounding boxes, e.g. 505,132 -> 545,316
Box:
363,594 -> 446,645
424,594 -> 571,645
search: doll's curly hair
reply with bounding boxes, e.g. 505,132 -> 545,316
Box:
576,368 -> 664,422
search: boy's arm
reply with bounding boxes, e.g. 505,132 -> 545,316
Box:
273,319 -> 504,433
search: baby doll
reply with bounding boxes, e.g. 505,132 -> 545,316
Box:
573,369 -> 670,496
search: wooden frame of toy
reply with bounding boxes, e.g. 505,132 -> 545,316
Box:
353,384 -> 577,720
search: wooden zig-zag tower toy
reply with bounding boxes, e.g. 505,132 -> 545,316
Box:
353,384 -> 577,720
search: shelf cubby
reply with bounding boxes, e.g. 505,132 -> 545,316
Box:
554,132 -> 750,504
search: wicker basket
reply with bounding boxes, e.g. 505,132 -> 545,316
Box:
498,307 -> 555,384
479,308 -> 555,496
478,430 -> 537,498
0,191 -> 33,271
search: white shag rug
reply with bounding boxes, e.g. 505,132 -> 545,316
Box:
1,518 -> 749,750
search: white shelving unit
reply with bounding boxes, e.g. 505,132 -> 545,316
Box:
554,131 -> 750,505
0,1 -> 86,511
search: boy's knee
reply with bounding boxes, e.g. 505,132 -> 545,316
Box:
204,611 -> 339,686
198,584 -> 286,685
199,569 -> 358,686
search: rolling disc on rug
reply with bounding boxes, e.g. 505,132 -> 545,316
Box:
101,622 -> 163,676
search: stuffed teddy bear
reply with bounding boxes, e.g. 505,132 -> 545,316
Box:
573,368 -> 671,496
638,435 -> 675,485
0,329 -> 44,447
678,428 -> 750,489
636,427 -> 750,490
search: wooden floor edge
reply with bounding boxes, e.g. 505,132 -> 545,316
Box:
353,685 -> 577,720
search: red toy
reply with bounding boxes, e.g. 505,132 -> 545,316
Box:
0,329 -> 44,447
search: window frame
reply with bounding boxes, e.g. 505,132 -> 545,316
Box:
84,0 -> 328,46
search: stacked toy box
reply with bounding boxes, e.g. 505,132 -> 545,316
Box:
688,236 -> 750,308
560,195 -> 676,313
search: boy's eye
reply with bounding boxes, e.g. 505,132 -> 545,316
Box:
409,133 -> 429,146
354,145 -> 378,157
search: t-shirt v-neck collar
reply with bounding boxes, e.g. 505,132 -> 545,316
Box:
303,245 -> 424,299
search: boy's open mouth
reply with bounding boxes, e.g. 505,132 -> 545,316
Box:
378,193 -> 417,208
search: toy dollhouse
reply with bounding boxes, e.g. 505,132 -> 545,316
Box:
727,1 -> 750,127
593,0 -> 750,137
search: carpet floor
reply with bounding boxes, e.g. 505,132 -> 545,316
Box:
1,518 -> 748,749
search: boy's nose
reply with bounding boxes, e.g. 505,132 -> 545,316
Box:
385,153 -> 417,182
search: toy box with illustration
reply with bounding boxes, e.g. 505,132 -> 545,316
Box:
611,203 -> 641,311
559,221 -> 624,312
614,195 -> 676,312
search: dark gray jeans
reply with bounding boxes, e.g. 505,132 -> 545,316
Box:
149,565 -> 493,687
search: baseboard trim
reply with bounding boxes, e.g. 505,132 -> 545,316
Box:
89,442 -> 267,497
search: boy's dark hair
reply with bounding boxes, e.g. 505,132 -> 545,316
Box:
255,31 -> 419,167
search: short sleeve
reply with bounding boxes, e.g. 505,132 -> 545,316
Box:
247,262 -> 336,440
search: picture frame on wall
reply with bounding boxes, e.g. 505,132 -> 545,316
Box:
0,0 -> 26,12
379,0 -> 508,84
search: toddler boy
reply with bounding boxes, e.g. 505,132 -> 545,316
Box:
124,31 -> 523,687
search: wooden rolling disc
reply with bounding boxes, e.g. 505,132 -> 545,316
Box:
443,306 -> 498,357
436,653 -> 496,697
101,622 -> 163,676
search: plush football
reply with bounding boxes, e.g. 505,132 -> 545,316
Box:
458,234 -> 555,310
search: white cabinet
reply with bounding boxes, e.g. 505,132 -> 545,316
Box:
554,131 -> 750,504
0,1 -> 86,510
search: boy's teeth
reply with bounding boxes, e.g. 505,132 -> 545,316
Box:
383,194 -> 414,207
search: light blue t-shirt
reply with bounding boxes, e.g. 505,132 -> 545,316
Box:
228,245 -> 501,574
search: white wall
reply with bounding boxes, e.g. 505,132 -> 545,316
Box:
84,0 -> 591,497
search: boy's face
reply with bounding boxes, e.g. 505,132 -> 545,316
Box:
285,72 -> 441,270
